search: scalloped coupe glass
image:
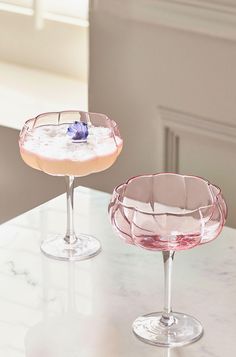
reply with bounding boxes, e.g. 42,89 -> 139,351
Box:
109,173 -> 227,347
19,110 -> 122,261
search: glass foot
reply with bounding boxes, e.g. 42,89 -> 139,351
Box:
40,233 -> 101,261
133,312 -> 203,347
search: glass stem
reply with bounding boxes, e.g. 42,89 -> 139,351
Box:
160,250 -> 175,327
64,176 -> 77,245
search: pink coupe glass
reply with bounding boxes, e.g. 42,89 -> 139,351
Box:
109,173 -> 227,347
19,110 -> 122,261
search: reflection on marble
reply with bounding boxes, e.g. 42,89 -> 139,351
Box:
0,187 -> 235,356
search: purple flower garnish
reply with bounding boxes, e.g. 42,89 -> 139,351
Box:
67,121 -> 88,142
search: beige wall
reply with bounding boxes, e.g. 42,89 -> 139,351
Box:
0,11 -> 88,80
89,1 -> 236,227
0,7 -> 89,223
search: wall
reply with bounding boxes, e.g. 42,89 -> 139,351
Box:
89,0 -> 236,227
0,6 -> 89,223
0,10 -> 88,80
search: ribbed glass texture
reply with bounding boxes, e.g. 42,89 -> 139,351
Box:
109,173 -> 227,251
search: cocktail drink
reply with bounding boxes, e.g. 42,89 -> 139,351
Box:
109,173 -> 227,347
19,110 -> 122,261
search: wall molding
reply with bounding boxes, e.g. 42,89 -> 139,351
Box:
93,0 -> 236,41
159,106 -> 236,171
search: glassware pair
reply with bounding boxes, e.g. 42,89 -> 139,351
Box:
19,111 -> 227,348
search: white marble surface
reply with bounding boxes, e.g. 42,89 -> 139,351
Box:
0,186 -> 235,356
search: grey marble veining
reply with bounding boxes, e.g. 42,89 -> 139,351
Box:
0,187 -> 235,356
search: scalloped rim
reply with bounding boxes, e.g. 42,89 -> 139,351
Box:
22,110 -> 118,129
114,172 -> 226,218
19,110 -> 121,147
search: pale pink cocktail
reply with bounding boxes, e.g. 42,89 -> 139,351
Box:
20,123 -> 122,177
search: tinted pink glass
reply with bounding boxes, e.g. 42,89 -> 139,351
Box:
109,173 -> 227,347
19,110 -> 123,262
109,173 -> 227,251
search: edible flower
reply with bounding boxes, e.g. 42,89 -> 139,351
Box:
67,121 -> 88,142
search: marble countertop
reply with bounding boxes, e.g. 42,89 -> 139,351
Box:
0,186 -> 235,356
